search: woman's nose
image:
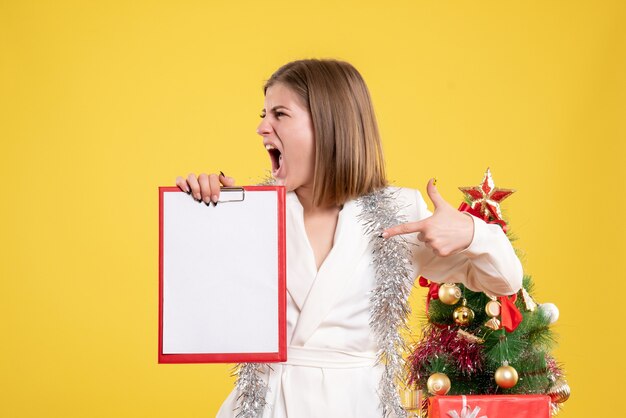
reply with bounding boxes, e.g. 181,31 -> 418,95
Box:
256,118 -> 273,136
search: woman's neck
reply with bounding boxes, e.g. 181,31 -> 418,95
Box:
295,186 -> 341,214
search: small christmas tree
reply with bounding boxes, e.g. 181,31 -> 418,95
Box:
406,168 -> 570,417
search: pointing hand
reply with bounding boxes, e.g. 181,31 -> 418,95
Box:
382,178 -> 474,257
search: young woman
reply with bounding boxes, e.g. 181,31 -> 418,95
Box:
176,59 -> 523,418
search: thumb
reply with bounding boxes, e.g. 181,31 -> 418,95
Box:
219,171 -> 236,187
426,177 -> 447,210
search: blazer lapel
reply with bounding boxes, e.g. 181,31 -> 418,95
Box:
285,193 -> 318,312
289,199 -> 370,346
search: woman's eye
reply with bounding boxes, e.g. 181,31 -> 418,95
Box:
258,112 -> 285,119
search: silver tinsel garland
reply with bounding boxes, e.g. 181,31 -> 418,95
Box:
232,363 -> 270,418
357,188 -> 413,418
234,186 -> 413,417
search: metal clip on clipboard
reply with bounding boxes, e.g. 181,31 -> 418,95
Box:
218,187 -> 245,203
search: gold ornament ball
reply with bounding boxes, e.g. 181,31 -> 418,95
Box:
494,365 -> 519,389
427,373 -> 451,396
453,305 -> 475,326
547,378 -> 571,404
438,283 -> 462,305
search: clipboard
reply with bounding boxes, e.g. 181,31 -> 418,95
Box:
158,186 -> 286,363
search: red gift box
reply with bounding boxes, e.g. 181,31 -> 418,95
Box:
428,394 -> 551,418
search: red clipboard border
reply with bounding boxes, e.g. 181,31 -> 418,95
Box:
158,185 -> 287,364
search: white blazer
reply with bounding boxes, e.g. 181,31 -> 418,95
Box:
216,187 -> 523,418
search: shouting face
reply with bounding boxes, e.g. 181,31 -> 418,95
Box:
257,82 -> 316,193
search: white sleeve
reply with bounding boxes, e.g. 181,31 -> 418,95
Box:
408,188 -> 523,296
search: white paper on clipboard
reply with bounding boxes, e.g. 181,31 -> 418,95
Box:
159,186 -> 286,363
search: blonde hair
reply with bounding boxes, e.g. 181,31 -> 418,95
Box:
264,59 -> 387,207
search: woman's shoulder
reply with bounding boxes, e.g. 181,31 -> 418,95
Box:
382,185 -> 426,204
380,185 -> 429,222
383,185 -> 420,197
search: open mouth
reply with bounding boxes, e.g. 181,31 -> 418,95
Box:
266,144 -> 283,175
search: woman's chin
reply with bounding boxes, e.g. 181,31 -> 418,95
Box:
275,178 -> 297,192
273,177 -> 286,187
270,170 -> 294,190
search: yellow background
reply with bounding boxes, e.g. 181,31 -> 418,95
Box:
1,0 -> 624,417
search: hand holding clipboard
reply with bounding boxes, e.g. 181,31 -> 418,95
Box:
159,173 -> 286,364
175,171 -> 236,205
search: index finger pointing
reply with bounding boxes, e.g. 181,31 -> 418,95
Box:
382,219 -> 426,239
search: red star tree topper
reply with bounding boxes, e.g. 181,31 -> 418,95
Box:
458,168 -> 515,228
